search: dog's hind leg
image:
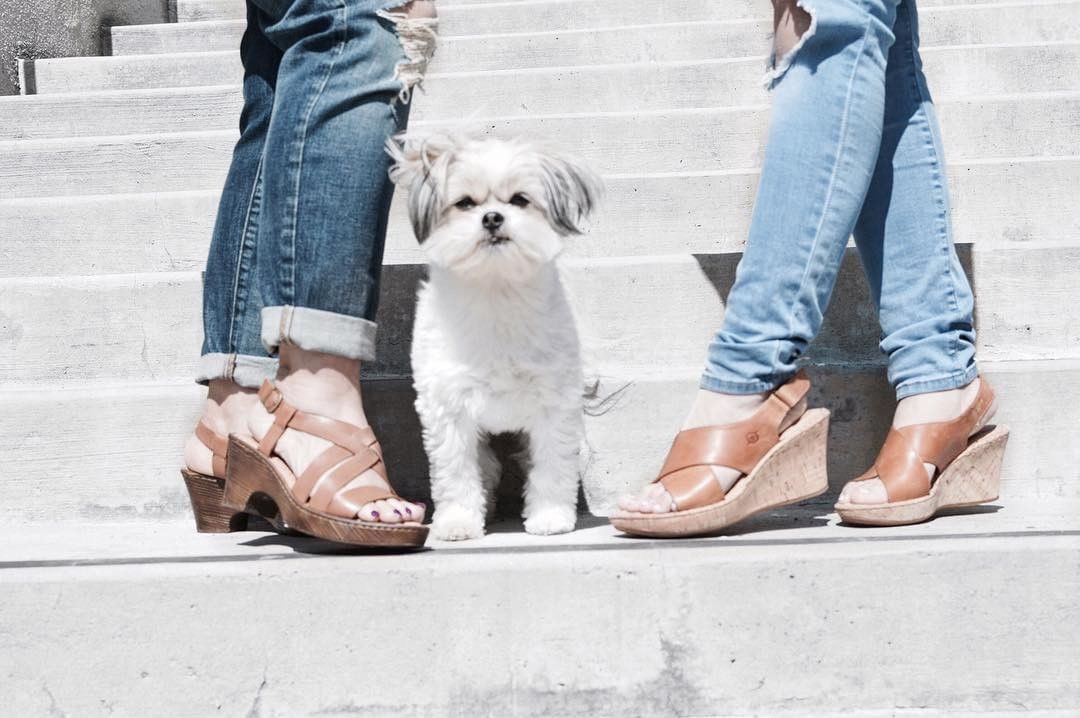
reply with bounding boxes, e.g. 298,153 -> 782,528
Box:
423,410 -> 488,541
522,411 -> 582,536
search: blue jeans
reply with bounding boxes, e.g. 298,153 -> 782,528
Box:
703,0 -> 978,400
197,0 -> 430,388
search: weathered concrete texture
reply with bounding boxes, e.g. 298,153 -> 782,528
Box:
3,94 -> 1078,200
3,158 -> 1078,277
4,245 -> 1080,384
172,0 -> 1045,26
0,0 -> 167,95
24,42 -> 1080,108
110,4 -> 1080,59
2,360 -> 1078,523
2,524 -> 1078,716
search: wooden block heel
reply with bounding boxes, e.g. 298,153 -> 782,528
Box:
611,371 -> 830,538
181,469 -> 254,533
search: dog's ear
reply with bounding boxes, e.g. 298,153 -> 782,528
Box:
537,152 -> 603,236
386,133 -> 456,242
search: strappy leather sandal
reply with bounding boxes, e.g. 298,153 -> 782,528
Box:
611,370 -> 830,538
835,379 -> 1009,526
181,421 -> 280,533
222,380 -> 429,548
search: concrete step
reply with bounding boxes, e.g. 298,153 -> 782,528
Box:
171,0 -> 1060,27
22,39 -> 1080,106
2,94 -> 1076,199
5,157 -> 1076,277
110,3 -> 1080,60
2,360 -> 1077,525
3,514 -> 1078,715
2,244 -> 1078,387
14,42 -> 1080,139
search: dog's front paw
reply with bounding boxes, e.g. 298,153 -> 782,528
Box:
431,504 -> 486,541
523,506 -> 577,536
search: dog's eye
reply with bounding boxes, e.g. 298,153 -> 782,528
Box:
454,197 -> 476,210
509,193 -> 530,208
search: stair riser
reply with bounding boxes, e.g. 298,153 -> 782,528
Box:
24,42 -> 1080,106
2,246 -> 1077,384
3,96 -> 1076,199
110,6 -> 1080,59
171,0 -> 1059,28
4,159 -> 1076,277
1,362 -> 1075,525
4,539 -> 1079,715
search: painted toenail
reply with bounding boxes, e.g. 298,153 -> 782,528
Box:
394,509 -> 403,516
371,510 -> 380,518
405,507 -> 413,515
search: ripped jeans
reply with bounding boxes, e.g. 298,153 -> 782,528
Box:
197,0 -> 436,387
703,0 -> 978,400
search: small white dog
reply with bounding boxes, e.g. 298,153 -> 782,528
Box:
387,132 -> 602,540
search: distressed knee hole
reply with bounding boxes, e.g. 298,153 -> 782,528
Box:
765,0 -> 816,88
378,0 -> 439,103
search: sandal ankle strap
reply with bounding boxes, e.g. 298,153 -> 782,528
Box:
194,420 -> 229,477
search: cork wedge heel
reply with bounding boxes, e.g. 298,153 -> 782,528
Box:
611,371 -> 830,538
835,379 -> 1009,527
221,381 -> 428,548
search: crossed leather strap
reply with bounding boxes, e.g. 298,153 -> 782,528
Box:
853,379 -> 996,502
256,380 -> 399,519
656,370 -> 812,511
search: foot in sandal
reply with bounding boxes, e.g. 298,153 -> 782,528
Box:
224,345 -> 428,547
835,377 -> 1009,526
611,371 -> 830,538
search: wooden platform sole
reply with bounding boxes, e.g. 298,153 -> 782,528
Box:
610,408 -> 831,538
834,424 -> 1010,527
223,436 -> 429,548
180,469 -> 283,533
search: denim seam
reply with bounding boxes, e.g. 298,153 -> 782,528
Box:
282,0 -> 348,307
902,1 -> 962,363
781,17 -> 874,365
227,153 -> 265,352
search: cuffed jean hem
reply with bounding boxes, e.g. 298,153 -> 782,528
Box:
699,372 -> 792,395
261,305 -> 378,361
894,365 -> 980,400
196,352 -> 278,389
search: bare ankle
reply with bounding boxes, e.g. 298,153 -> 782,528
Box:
275,344 -> 367,425
682,388 -> 768,431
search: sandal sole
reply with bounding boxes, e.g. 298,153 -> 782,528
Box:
223,436 -> 429,548
834,425 -> 1009,527
610,408 -> 831,538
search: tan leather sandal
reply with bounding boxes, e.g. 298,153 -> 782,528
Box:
611,370 -> 830,538
835,379 -> 1009,526
222,381 -> 429,548
181,421 -> 280,533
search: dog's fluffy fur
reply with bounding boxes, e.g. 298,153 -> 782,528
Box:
387,132 -> 602,540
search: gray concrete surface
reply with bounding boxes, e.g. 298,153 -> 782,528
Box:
2,360 -> 1078,523
0,0 -> 168,95
2,512 -> 1078,715
110,3 -> 1080,59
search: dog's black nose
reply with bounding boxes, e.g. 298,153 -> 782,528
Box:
482,212 -> 504,231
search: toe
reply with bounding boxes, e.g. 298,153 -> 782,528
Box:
356,502 -> 381,522
848,479 -> 889,505
374,499 -> 402,523
403,500 -> 426,524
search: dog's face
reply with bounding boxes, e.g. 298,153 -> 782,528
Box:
388,134 -> 601,283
